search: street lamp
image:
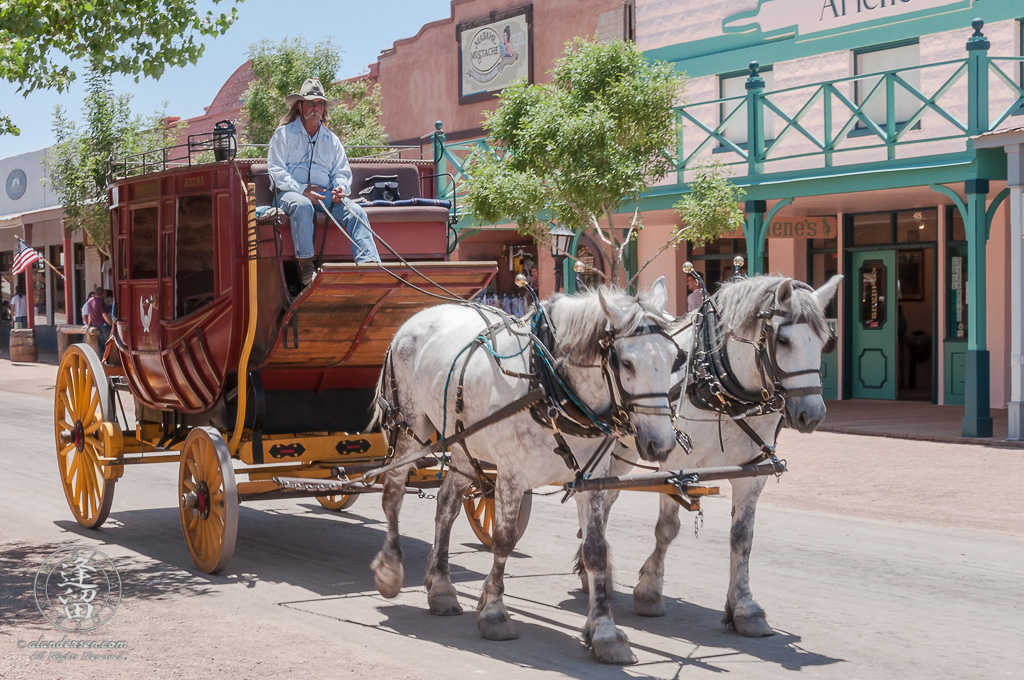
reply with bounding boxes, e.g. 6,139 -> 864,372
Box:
548,225 -> 575,292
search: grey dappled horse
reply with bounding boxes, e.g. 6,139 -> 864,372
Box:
371,279 -> 679,663
581,274 -> 841,637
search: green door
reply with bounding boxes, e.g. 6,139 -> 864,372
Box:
850,251 -> 897,400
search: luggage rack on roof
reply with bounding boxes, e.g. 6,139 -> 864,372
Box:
108,130 -> 427,182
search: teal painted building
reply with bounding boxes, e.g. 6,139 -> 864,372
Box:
634,0 -> 1024,436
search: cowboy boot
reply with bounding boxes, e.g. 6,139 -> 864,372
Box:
298,258 -> 316,287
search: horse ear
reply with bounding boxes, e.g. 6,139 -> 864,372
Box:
598,287 -> 626,329
648,276 -> 668,312
814,274 -> 843,307
775,279 -> 794,311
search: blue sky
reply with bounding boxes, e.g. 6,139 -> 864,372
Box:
0,0 -> 454,158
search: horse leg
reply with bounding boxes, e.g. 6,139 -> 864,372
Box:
424,462 -> 473,616
573,487 -> 620,596
633,492 -> 681,617
723,475 -> 773,637
370,435 -> 415,598
578,489 -> 635,665
476,478 -> 525,641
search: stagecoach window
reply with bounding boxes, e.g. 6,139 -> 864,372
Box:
130,207 -> 159,278
176,195 -> 215,317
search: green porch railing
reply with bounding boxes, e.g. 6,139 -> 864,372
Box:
675,31 -> 1024,181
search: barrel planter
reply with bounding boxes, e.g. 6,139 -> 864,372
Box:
10,328 -> 39,363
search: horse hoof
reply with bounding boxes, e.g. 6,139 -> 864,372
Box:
477,602 -> 519,640
632,588 -> 665,617
427,586 -> 463,616
370,554 -> 404,599
590,621 -> 636,665
729,603 -> 774,637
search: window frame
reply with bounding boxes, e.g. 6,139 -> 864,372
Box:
716,65 -> 774,151
851,38 -> 921,136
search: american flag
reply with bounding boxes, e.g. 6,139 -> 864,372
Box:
13,235 -> 42,275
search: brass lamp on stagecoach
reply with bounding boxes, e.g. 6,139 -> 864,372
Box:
212,120 -> 237,161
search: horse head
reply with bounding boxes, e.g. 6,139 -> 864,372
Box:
549,277 -> 678,462
716,274 -> 842,433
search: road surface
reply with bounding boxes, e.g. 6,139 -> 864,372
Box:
1,359 -> 1021,679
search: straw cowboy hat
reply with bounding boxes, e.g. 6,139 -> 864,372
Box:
285,78 -> 340,107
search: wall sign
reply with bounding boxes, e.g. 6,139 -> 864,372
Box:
723,0 -> 964,40
6,168 -> 27,200
457,5 -> 532,104
767,216 -> 836,238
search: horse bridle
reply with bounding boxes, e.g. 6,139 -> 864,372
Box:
687,285 -> 834,420
600,322 -> 676,437
532,315 -> 675,441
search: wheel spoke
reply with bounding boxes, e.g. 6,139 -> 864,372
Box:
59,442 -> 75,459
84,435 -> 103,451
84,390 -> 100,426
187,511 -> 199,532
183,477 -> 197,492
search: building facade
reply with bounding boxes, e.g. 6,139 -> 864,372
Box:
634,0 -> 1023,436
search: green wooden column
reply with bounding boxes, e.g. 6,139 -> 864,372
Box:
961,20 -> 992,437
744,200 -> 766,276
745,61 -> 765,178
962,179 -> 992,437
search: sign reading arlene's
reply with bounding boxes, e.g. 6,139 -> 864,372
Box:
457,5 -> 532,103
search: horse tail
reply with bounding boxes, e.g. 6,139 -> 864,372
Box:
368,347 -> 394,433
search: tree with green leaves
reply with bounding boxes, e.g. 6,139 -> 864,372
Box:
1,0 -> 241,136
240,37 -> 386,156
46,72 -> 170,252
464,37 -> 743,286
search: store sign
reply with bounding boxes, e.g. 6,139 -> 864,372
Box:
767,216 -> 836,238
722,0 -> 964,38
457,8 -> 531,102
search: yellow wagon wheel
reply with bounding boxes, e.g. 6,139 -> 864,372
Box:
463,485 -> 533,549
178,427 -> 238,574
54,344 -> 115,529
316,494 -> 359,511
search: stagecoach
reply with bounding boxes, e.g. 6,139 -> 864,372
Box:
52,131 -> 519,573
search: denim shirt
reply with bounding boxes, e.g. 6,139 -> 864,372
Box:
267,119 -> 353,196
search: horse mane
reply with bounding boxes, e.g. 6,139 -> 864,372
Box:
545,286 -> 669,365
713,275 -> 830,340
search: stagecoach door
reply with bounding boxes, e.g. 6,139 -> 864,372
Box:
849,250 -> 897,399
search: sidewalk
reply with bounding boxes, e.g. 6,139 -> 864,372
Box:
821,399 -> 1024,449
3,351 -> 1022,449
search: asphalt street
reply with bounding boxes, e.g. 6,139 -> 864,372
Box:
1,358 -> 1021,679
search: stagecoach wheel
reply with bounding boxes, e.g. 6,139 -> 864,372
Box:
316,494 -> 359,511
178,427 -> 238,574
462,485 -> 533,549
53,343 -> 116,529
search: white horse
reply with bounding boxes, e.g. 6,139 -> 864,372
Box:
578,274 -> 841,637
370,279 -> 679,664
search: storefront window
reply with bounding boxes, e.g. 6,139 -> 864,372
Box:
896,209 -> 937,243
850,212 -> 891,245
947,207 -> 968,339
808,238 -> 839,319
687,238 -> 764,293
1,251 -> 12,326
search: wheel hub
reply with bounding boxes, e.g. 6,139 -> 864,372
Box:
195,481 -> 211,519
73,420 -> 85,452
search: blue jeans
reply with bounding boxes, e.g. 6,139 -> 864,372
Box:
274,190 -> 381,263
